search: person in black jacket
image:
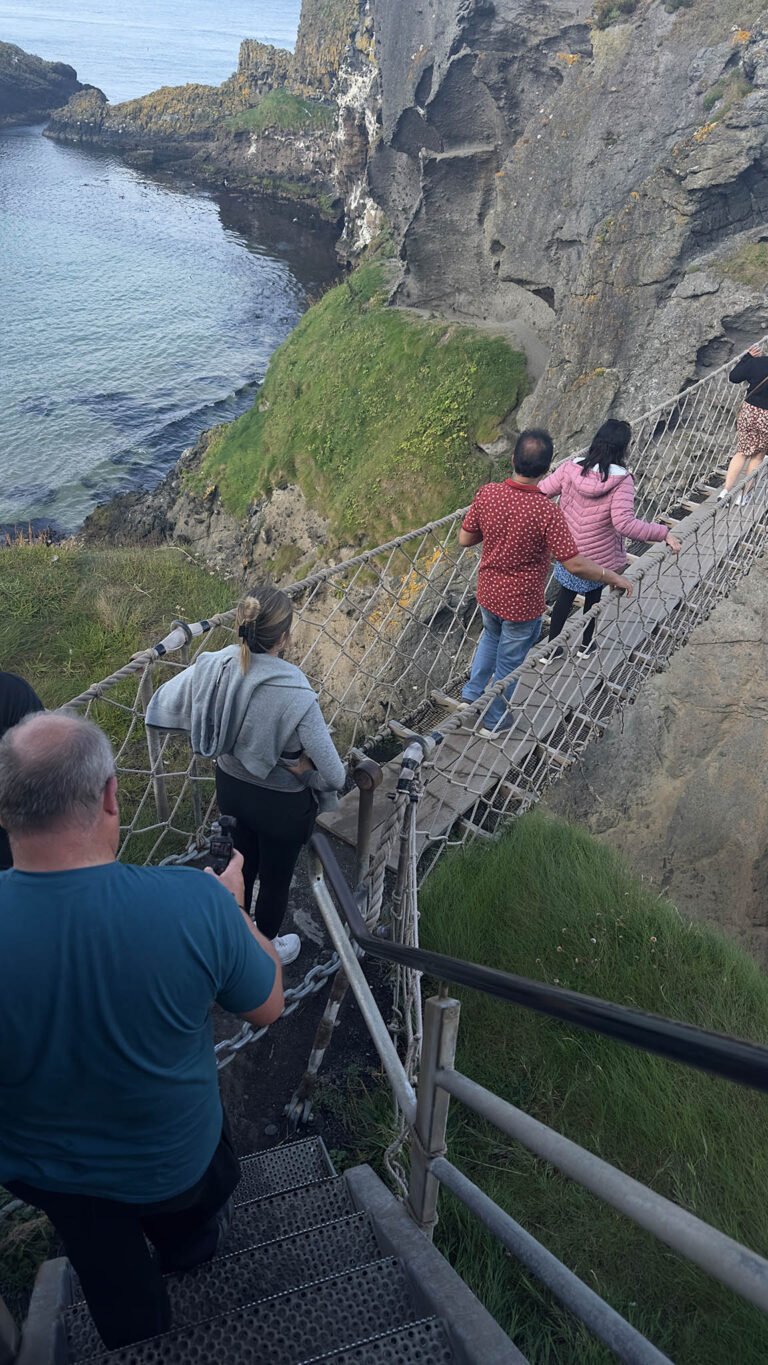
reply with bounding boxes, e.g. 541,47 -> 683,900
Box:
719,343 -> 768,504
0,671 -> 44,869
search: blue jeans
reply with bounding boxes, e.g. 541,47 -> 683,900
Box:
462,607 -> 542,731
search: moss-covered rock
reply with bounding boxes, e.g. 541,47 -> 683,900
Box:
187,261 -> 529,543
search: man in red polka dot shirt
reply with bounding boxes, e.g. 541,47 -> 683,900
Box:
460,429 -> 633,732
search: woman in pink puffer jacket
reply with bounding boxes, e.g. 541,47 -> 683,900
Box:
538,419 -> 680,657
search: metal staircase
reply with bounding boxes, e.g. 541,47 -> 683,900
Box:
18,1138 -> 521,1365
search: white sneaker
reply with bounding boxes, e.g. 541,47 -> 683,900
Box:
717,489 -> 732,505
274,933 -> 301,965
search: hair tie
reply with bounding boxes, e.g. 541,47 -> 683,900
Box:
237,623 -> 249,641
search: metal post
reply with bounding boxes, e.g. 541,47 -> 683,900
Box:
139,667 -> 170,824
407,994 -> 460,1239
351,755 -> 383,893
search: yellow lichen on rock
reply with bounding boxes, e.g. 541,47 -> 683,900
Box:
693,120 -> 718,142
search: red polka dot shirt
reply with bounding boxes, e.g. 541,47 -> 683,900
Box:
462,479 -> 578,622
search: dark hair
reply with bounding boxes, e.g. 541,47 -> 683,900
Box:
236,584 -> 293,673
581,419 -> 632,482
513,429 -> 554,479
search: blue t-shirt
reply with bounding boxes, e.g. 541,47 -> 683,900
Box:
0,862 -> 275,1203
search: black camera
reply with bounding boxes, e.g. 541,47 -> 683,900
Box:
206,815 -> 237,874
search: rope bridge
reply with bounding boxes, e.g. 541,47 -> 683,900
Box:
59,340 -> 767,879
51,340 -> 768,1090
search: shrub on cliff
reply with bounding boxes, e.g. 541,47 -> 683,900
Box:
191,263 -> 528,544
593,0 -> 638,28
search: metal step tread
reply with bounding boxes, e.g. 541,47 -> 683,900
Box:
228,1176 -> 355,1255
83,1258 -> 417,1365
66,1213 -> 380,1362
297,1317 -> 456,1363
68,1177 -> 355,1308
235,1137 -> 334,1205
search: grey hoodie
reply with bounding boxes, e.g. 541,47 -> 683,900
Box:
146,646 -> 334,784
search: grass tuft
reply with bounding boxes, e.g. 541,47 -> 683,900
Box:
189,263 -> 529,543
716,240 -> 768,289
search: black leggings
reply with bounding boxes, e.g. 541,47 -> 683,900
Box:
215,766 -> 316,939
548,584 -> 604,648
8,1122 -> 240,1350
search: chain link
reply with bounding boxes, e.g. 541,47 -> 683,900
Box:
214,953 -> 341,1069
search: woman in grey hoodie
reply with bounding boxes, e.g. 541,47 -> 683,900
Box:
147,585 -> 345,966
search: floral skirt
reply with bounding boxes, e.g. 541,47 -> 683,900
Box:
553,561 -> 596,595
736,401 -> 768,461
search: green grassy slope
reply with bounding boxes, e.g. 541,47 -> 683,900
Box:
343,813 -> 768,1363
225,89 -> 335,134
0,543 -> 233,708
189,264 -> 529,543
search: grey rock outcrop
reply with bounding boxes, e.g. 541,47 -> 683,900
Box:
367,0 -> 768,443
81,431 -> 331,584
0,41 -> 90,125
546,555 -> 768,966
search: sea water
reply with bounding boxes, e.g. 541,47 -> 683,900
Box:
0,0 -> 339,531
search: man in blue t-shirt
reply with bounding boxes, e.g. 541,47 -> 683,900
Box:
0,712 -> 284,1349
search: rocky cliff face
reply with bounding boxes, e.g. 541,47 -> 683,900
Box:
546,553 -> 768,966
81,431 -> 332,585
0,41 -> 90,125
367,0 -> 768,441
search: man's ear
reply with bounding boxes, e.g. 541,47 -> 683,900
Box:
103,775 -> 119,817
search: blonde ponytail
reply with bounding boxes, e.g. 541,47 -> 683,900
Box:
235,585 -> 293,674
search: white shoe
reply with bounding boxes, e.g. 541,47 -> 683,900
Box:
717,489 -> 732,505
274,933 -> 301,965
477,724 -> 513,740
539,647 -> 564,666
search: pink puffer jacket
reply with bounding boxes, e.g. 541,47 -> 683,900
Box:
538,458 -> 668,571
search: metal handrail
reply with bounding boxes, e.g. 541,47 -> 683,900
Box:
436,1068 -> 768,1313
308,850 -> 671,1363
309,830 -> 768,1355
311,831 -> 768,1093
